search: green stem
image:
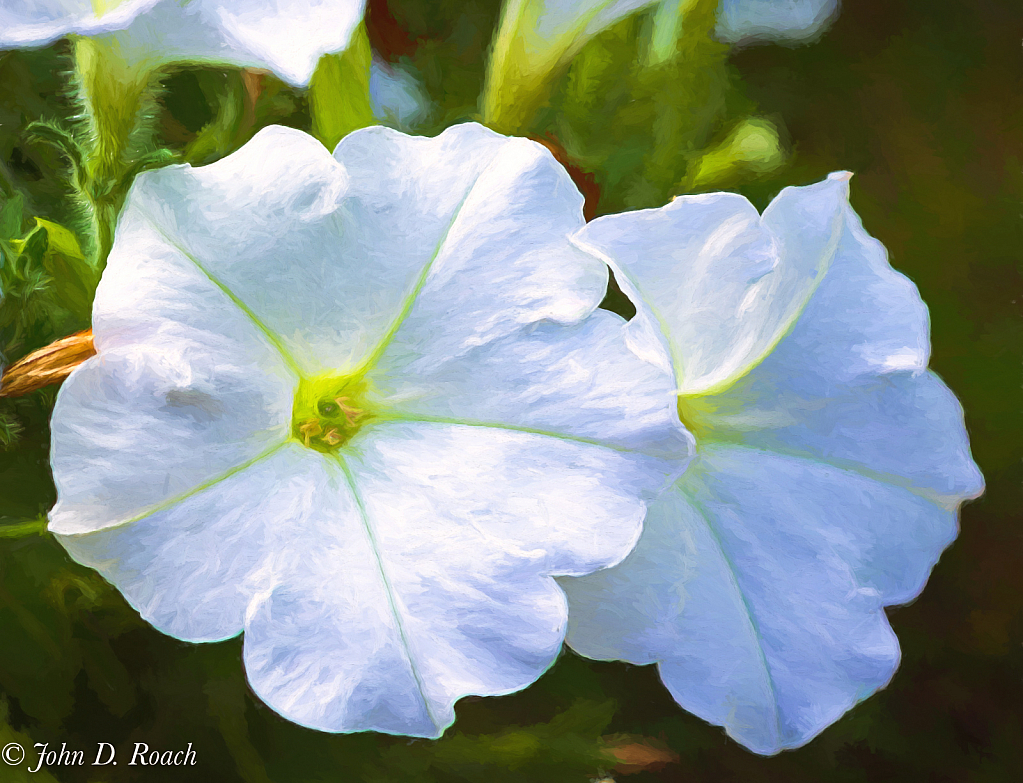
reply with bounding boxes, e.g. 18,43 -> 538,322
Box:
0,516 -> 49,539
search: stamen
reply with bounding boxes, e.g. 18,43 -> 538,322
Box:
299,418 -> 322,448
334,397 -> 363,426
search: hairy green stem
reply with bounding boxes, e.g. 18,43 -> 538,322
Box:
74,37 -> 160,267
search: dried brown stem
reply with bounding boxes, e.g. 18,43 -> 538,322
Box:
0,330 -> 96,398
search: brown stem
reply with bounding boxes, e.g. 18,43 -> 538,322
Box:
0,330 -> 96,398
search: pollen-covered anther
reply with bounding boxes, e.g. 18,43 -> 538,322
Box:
299,418 -> 323,448
334,396 -> 363,426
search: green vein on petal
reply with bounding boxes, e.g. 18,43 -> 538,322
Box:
60,441 -> 288,537
349,143 -> 511,379
132,206 -> 305,380
370,413 -> 641,456
693,440 -> 959,509
676,473 -> 785,744
333,454 -> 441,733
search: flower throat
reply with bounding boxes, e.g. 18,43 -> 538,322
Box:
291,374 -> 372,453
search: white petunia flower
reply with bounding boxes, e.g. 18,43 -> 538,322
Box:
561,172 -> 983,754
46,122 -> 692,737
0,0 -> 366,86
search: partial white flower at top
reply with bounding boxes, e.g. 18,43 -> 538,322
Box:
0,0 -> 367,86
46,122 -> 692,736
531,0 -> 840,50
716,0 -> 840,45
561,173 -> 984,754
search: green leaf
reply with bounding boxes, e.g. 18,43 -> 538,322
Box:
0,192 -> 24,240
32,219 -> 99,321
309,23 -> 375,151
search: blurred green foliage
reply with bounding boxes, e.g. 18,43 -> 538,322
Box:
0,0 -> 1020,780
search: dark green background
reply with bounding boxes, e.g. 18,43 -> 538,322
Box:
1,0 -> 1019,780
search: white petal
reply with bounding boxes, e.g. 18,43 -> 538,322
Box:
48,204 -> 296,536
765,200 -> 931,382
716,0 -> 840,45
336,122 -> 606,365
125,123 -> 601,380
54,443 -> 316,642
684,193 -> 983,502
563,444 -> 958,754
244,419 -> 656,736
354,129 -> 691,462
99,0 -> 365,86
370,309 -> 691,461
0,0 -> 157,49
575,173 -> 849,394
693,372 -> 984,503
121,125 -> 383,377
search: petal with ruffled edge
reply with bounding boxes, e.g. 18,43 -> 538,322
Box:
124,123 -> 604,380
54,442 -> 312,642
243,420 -> 662,736
48,200 -> 297,536
0,0 -> 157,49
353,125 -> 689,461
574,173 -> 849,395
682,194 -> 984,502
333,123 -> 608,358
565,172 -> 982,754
563,444 -> 958,754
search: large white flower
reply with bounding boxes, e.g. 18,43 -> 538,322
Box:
561,173 -> 983,754
0,0 -> 366,85
46,122 -> 692,736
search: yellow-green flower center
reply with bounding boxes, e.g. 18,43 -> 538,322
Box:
291,374 -> 372,453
